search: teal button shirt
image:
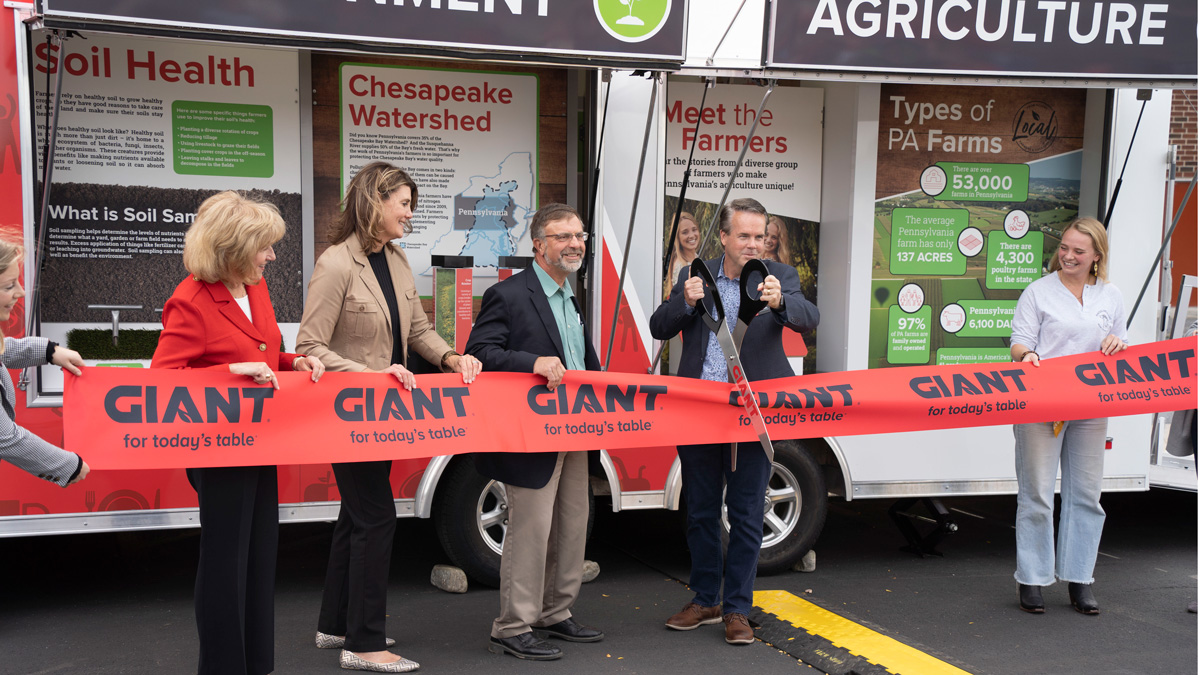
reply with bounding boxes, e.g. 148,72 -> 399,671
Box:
533,263 -> 586,370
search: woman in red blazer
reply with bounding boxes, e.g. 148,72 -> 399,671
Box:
152,191 -> 324,675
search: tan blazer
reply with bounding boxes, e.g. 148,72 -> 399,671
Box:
297,234 -> 452,373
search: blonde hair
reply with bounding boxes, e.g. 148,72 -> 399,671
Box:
1049,216 -> 1109,282
330,161 -> 419,253
0,237 -> 21,277
766,215 -> 792,265
0,237 -> 22,348
183,191 -> 285,284
666,211 -> 698,270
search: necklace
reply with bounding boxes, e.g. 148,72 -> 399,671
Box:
223,281 -> 247,299
1057,270 -> 1090,304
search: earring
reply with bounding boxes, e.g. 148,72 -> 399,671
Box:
1092,261 -> 1098,276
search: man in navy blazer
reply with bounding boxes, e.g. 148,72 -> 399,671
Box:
650,198 -> 819,645
466,203 -> 603,661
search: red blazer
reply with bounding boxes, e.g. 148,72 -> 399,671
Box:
152,275 -> 299,372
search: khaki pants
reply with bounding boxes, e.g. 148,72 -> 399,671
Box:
491,451 -> 589,638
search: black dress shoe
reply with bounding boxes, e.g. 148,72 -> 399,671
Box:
488,633 -> 562,660
1069,583 -> 1100,615
1019,584 -> 1045,613
535,618 -> 604,643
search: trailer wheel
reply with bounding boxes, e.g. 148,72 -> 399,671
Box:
721,440 -> 827,575
433,456 -> 595,589
432,456 -> 505,587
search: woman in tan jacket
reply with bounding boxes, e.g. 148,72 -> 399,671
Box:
298,161 -> 481,673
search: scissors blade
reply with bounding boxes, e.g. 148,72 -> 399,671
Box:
690,258 -> 775,468
713,322 -> 775,466
733,259 -> 774,463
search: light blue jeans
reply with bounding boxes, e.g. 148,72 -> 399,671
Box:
1013,418 -> 1108,586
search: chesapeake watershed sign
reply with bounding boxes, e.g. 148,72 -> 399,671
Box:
40,0 -> 687,63
768,0 -> 1196,80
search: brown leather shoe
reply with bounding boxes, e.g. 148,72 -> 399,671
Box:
665,602 -> 722,630
723,613 -> 755,645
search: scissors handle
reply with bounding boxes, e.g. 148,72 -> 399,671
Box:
689,259 -> 724,332
738,259 -> 770,325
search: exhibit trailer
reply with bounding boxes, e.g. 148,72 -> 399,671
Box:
0,0 -> 1193,579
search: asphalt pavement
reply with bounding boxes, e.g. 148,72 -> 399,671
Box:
0,488 -> 1194,674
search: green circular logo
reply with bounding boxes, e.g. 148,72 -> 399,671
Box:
593,0 -> 672,43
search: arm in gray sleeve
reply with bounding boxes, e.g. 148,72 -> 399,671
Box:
0,391 -> 80,487
2,336 -> 50,370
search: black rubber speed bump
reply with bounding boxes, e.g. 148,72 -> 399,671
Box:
752,605 -> 893,675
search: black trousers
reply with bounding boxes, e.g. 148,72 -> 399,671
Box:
187,465 -> 278,675
317,460 -> 396,652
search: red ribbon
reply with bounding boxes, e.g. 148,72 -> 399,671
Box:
64,338 -> 1196,470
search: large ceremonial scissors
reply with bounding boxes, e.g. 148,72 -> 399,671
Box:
690,258 -> 774,470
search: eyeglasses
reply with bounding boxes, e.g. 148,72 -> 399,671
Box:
543,232 -> 589,243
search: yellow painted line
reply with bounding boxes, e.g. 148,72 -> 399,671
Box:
755,590 -> 972,675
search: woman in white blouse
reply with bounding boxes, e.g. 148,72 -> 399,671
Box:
1009,216 -> 1128,616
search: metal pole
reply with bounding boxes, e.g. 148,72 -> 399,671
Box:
1127,174 -> 1196,329
1156,145 -> 1178,339
602,74 -> 658,372
1102,96 -> 1148,228
32,32 -> 67,312
706,0 -> 752,66
662,78 -> 712,279
22,31 -> 67,390
696,81 -> 776,258
579,70 -> 611,285
651,80 -> 713,375
652,80 -> 776,374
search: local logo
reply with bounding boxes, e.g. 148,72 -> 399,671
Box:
1012,101 -> 1058,153
593,0 -> 672,43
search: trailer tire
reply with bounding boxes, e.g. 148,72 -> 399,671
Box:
720,440 -> 827,575
433,456 -> 505,588
433,455 -> 595,589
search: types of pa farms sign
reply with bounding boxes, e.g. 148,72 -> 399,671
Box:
869,84 -> 1086,369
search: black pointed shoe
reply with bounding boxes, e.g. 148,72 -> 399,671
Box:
1019,584 -> 1045,613
488,632 -> 562,660
1069,583 -> 1100,615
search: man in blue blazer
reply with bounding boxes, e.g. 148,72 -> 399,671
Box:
466,203 -> 603,661
650,198 -> 819,645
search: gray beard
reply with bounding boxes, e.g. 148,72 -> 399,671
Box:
551,249 -> 583,274
552,257 -> 582,274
